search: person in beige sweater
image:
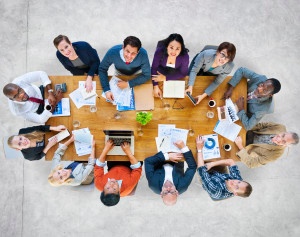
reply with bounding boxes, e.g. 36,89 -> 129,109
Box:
234,122 -> 299,168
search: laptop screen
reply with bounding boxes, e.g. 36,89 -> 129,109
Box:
103,130 -> 134,136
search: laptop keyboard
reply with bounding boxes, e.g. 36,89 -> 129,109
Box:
111,138 -> 131,146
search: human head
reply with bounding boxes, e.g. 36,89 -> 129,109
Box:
226,180 -> 252,197
48,165 -> 73,186
272,132 -> 299,146
8,131 -> 44,150
3,83 -> 29,102
122,36 -> 141,63
160,180 -> 179,206
267,78 -> 281,95
162,33 -> 189,56
100,179 -> 120,206
255,79 -> 281,97
53,35 -> 75,59
216,42 -> 236,63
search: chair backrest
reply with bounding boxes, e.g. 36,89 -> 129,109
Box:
2,136 -> 23,159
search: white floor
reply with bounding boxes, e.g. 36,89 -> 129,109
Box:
1,1 -> 300,236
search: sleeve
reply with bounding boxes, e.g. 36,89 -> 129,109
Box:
98,49 -> 114,92
21,149 -> 45,161
14,71 -> 51,87
128,166 -> 142,187
188,52 -> 205,86
77,157 -> 96,183
144,152 -> 165,182
165,53 -> 189,81
94,165 -> 105,191
19,125 -> 50,134
51,143 -> 68,170
23,109 -> 53,124
237,109 -> 264,131
81,42 -> 100,76
151,47 -> 163,86
250,122 -> 286,133
128,50 -> 151,88
228,67 -> 263,87
197,166 -> 215,190
236,146 -> 283,168
204,62 -> 234,95
228,165 -> 242,180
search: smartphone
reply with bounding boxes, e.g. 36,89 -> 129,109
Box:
186,92 -> 198,105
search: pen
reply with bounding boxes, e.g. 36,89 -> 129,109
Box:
159,138 -> 165,148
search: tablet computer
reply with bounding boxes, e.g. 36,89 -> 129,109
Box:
186,92 -> 198,105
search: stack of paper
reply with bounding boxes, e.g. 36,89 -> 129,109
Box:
72,128 -> 93,156
155,124 -> 188,152
45,98 -> 71,117
48,129 -> 70,142
69,81 -> 97,109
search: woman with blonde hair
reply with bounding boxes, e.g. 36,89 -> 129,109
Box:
48,135 -> 95,187
7,125 -> 66,161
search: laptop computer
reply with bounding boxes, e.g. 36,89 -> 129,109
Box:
103,130 -> 135,155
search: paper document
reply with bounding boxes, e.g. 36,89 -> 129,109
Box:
158,124 -> 176,137
69,82 -> 97,109
109,76 -> 132,106
169,128 -> 188,152
163,81 -> 185,98
202,134 -> 221,160
48,129 -> 70,142
213,120 -> 242,142
72,128 -> 93,156
45,98 -> 71,117
155,136 -> 171,153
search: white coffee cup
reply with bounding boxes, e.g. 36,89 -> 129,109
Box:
208,99 -> 216,107
223,144 -> 232,151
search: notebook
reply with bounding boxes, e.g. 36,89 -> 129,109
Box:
80,87 -> 97,100
163,81 -> 185,98
103,130 -> 134,155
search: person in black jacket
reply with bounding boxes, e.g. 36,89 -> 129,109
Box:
7,125 -> 66,161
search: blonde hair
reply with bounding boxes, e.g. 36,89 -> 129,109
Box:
48,165 -> 74,187
8,131 -> 45,149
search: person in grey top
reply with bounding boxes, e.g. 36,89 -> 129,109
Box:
186,42 -> 236,104
223,67 -> 281,130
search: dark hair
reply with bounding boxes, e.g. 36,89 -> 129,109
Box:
100,192 -> 120,206
159,33 -> 189,56
123,36 -> 142,51
291,132 -> 299,145
217,42 -> 236,62
267,78 -> 281,94
3,83 -> 18,97
238,181 -> 252,198
53,35 -> 71,48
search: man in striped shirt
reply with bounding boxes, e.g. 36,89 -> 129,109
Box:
196,135 -> 252,201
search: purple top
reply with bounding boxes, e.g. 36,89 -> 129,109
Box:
151,47 -> 189,86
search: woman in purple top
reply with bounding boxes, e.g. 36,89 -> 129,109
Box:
151,33 -> 189,97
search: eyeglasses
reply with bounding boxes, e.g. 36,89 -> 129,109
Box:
219,52 -> 229,60
161,190 -> 178,196
12,87 -> 24,100
172,99 -> 184,109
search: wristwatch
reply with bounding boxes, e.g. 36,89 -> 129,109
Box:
48,89 -> 54,93
45,104 -> 52,111
197,149 -> 202,153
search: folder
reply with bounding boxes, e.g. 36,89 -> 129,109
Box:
134,83 -> 154,110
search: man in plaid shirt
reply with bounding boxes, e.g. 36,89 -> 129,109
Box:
196,135 -> 252,201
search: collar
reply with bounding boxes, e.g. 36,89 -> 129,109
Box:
108,178 -> 123,188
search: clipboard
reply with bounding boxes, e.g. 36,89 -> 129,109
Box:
134,83 -> 154,110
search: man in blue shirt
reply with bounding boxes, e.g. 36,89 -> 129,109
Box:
99,36 -> 151,102
196,135 -> 252,201
223,67 -> 281,130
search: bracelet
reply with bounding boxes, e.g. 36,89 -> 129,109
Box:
197,149 -> 202,153
48,89 -> 54,93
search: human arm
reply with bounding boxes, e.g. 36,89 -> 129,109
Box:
205,159 -> 236,171
97,139 -> 114,164
121,142 -> 141,168
250,122 -> 286,133
153,85 -> 162,98
98,49 -> 114,93
51,135 -> 74,169
85,75 -> 93,92
77,140 -> 96,183
195,93 -> 208,105
49,125 -> 67,132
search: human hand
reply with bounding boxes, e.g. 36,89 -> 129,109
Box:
168,152 -> 184,163
222,86 -> 233,99
236,96 -> 244,111
104,139 -> 114,152
185,86 -> 193,95
47,136 -> 58,149
205,162 -> 213,171
121,142 -> 132,155
195,94 -> 206,105
48,93 -> 57,106
54,125 -> 67,132
234,136 -> 244,150
174,140 -> 185,149
153,86 -> 162,98
85,77 -> 93,92
196,135 -> 205,149
105,91 -> 114,102
54,90 -> 63,103
152,71 -> 166,82
117,80 -> 129,89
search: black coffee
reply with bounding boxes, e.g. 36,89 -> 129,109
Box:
209,100 -> 215,106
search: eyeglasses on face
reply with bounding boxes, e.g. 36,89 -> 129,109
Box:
219,52 -> 229,60
12,87 -> 24,100
161,190 -> 178,196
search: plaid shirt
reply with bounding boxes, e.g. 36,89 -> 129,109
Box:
198,165 -> 242,200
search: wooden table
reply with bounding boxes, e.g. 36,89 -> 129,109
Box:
45,76 -> 247,162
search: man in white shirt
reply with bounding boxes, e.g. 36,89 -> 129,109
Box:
3,71 -> 62,124
145,140 -> 197,205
